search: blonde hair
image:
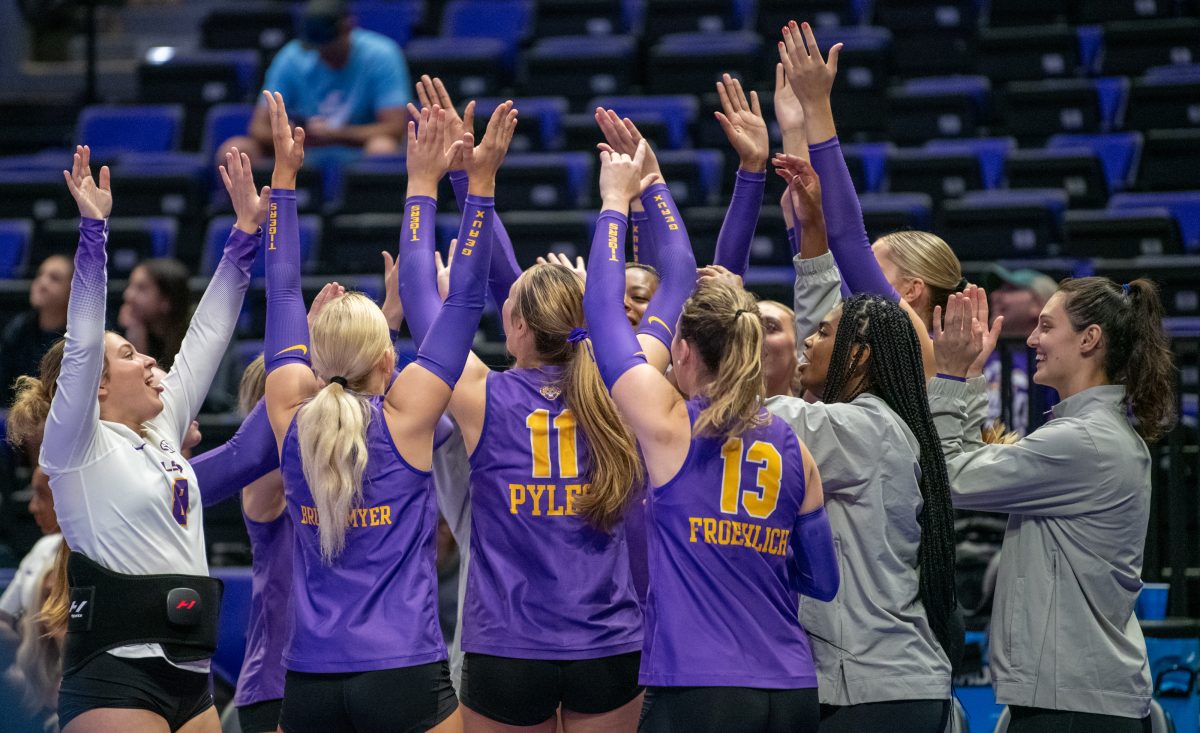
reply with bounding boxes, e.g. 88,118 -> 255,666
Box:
238,354 -> 267,416
679,282 -> 766,438
8,548 -> 64,716
515,264 -> 643,531
7,340 -> 68,451
981,420 -> 1019,445
37,540 -> 70,645
297,293 -> 395,563
876,231 -> 964,322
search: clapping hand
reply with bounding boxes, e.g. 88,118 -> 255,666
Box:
599,140 -> 650,213
933,288 -> 986,379
63,144 -> 112,220
410,75 -> 476,170
406,105 -> 466,198
595,108 -> 663,189
462,101 -> 519,196
263,91 -> 305,189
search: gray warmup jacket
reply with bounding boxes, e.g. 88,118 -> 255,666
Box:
928,378 -> 1152,718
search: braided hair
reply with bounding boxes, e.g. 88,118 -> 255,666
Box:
822,293 -> 959,662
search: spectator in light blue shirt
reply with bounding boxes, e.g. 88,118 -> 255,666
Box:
219,0 -> 410,163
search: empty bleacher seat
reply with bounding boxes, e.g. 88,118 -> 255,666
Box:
886,148 -> 984,209
521,35 -> 638,103
35,217 -> 178,277
203,215 -> 322,278
1109,192 -> 1200,251
986,0 -> 1069,26
78,105 -> 184,157
138,50 -> 260,150
678,206 -> 790,267
1094,259 -> 1200,317
641,0 -> 751,43
842,142 -> 893,194
859,193 -> 935,240
1139,129 -> 1200,191
1074,0 -> 1176,22
757,0 -> 855,37
495,153 -> 592,210
1006,148 -> 1110,207
940,189 -> 1068,259
405,37 -> 509,99
1102,19 -> 1200,76
352,0 -> 424,46
0,220 -> 33,278
873,0 -> 978,75
535,0 -> 628,36
811,26 -> 893,137
647,32 -> 763,96
489,210 -> 596,266
1046,132 -> 1141,192
655,149 -> 725,208
976,25 -> 1082,82
249,164 -> 324,213
321,214 -> 405,274
999,78 -> 1128,139
589,95 -> 700,150
887,76 -> 990,144
203,103 -> 255,161
334,160 -> 406,215
1064,208 -> 1183,258
440,0 -> 534,70
1127,65 -> 1200,131
201,7 -> 294,58
924,137 -> 1012,190
0,101 -> 81,156
473,97 -> 568,152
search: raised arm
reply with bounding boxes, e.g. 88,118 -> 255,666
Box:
636,180 -> 698,373
41,146 -> 111,472
596,109 -> 663,270
780,21 -> 898,301
193,399 -> 279,508
391,101 -> 516,468
154,149 -> 263,443
775,62 -> 809,259
712,74 -> 769,276
584,144 -> 693,487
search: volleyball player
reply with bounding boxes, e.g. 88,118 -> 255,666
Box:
930,281 -> 1176,732
4,143 -> 263,732
260,90 -> 496,732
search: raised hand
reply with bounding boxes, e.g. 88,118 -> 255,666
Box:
599,140 -> 649,212
715,73 -> 769,173
462,100 -> 518,196
773,63 -> 808,157
773,153 -> 823,228
406,105 -> 466,198
933,290 -> 985,379
536,252 -> 587,282
967,285 -> 1004,377
595,108 -> 663,188
262,90 -> 305,189
381,251 -> 404,331
779,21 -> 841,108
696,264 -> 744,290
219,147 -> 271,234
307,281 -> 345,328
63,144 -> 112,220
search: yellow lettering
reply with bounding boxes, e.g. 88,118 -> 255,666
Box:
703,518 -> 717,543
730,522 -> 743,547
547,485 -> 564,516
717,520 -> 732,545
369,507 -> 381,526
509,483 -> 526,514
777,529 -> 791,556
566,484 -> 583,515
529,484 -> 547,515
380,505 -> 391,525
689,517 -> 702,542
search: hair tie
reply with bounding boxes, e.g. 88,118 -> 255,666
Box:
955,276 -> 969,292
567,327 -> 588,344
1121,282 -> 1131,296
329,376 -> 348,387
733,309 -> 749,319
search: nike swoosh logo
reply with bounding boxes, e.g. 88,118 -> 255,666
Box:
275,344 -> 308,357
647,316 -> 672,335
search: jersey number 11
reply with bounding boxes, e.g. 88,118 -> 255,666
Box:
526,409 -> 579,479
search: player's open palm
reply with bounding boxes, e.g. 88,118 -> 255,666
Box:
63,144 -> 112,220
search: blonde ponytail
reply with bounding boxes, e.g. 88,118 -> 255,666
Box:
516,264 -> 643,531
680,283 -> 767,439
298,292 -> 394,563
876,230 -> 964,324
37,540 -> 70,642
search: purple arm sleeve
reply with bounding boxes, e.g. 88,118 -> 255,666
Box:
194,399 -> 280,508
809,136 -> 900,301
636,183 -> 697,350
583,211 -> 648,390
412,195 -> 494,388
713,169 -> 766,276
398,195 -> 442,347
263,190 -> 312,373
630,209 -> 656,270
789,505 -> 839,601
450,170 -> 520,309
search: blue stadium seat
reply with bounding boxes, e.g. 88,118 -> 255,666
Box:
886,148 -> 984,210
1046,132 -> 1142,192
1064,208 -> 1183,258
987,0 -> 1069,26
859,193 -> 934,240
535,0 -> 629,36
1109,192 -> 1200,251
940,189 -> 1068,260
352,0 -> 424,46
757,0 -> 861,37
842,142 -> 893,194
589,95 -> 699,150
1006,148 -> 1110,207
202,103 -> 255,162
321,213 -> 404,275
640,0 -> 753,44
653,149 -> 724,207
678,205 -> 789,267
333,158 -> 406,215
35,217 -> 178,277
1138,129 -> 1200,191
924,137 -> 1014,190
404,37 -> 509,99
78,104 -> 184,157
495,152 -> 593,210
473,97 -> 569,152
439,0 -> 534,69
137,49 -> 259,107
874,0 -> 978,75
0,170 -> 76,221
521,35 -> 638,103
1128,66 -> 1200,131
1101,18 -> 1200,77
816,27 -> 893,135
203,215 -> 321,278
200,7 -> 294,57
887,76 -> 991,144
647,32 -> 763,96
999,78 -> 1128,139
484,210 -> 597,267
0,152 -> 67,172
976,25 -> 1081,82
0,219 -> 32,279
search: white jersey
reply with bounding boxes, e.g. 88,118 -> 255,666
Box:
0,533 -> 63,622
40,219 -> 254,671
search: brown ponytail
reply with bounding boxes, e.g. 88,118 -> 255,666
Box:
1059,277 -> 1177,442
7,340 -> 68,450
678,282 -> 767,439
37,540 -> 71,641
516,264 -> 643,531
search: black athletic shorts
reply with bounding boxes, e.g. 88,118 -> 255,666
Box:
639,685 -> 820,732
238,698 -> 283,733
280,661 -> 457,733
820,699 -> 951,733
460,651 -> 643,726
1009,706 -> 1152,733
57,653 -> 214,732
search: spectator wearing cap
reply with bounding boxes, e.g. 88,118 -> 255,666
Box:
982,265 -> 1060,436
218,0 -> 410,164
1,255 -> 70,409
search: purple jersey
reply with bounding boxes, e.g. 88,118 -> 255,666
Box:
640,399 -> 817,688
281,395 -> 445,673
464,366 -> 642,659
234,509 -> 293,706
